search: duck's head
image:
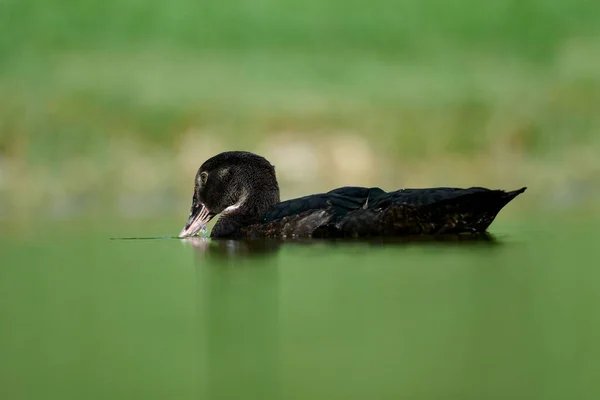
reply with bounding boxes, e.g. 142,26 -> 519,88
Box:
179,151 -> 280,237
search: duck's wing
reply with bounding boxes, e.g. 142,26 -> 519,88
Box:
260,186 -> 490,223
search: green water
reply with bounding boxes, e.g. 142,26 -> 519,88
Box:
1,215 -> 599,400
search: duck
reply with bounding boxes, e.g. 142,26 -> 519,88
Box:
178,151 -> 526,239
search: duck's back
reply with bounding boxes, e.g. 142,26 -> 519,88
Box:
241,186 -> 526,238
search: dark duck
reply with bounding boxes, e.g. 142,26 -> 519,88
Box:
179,151 -> 526,239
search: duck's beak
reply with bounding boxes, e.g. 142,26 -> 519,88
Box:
179,203 -> 213,238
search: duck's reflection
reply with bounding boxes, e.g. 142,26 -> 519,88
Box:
192,239 -> 282,400
363,232 -> 499,245
183,232 -> 498,260
182,237 -> 283,259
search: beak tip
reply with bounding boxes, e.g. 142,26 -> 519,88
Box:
179,204 -> 211,238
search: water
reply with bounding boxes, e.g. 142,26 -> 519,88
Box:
1,214 -> 599,400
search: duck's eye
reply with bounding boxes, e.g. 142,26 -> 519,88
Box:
199,171 -> 208,185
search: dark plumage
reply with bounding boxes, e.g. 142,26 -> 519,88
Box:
179,151 -> 526,239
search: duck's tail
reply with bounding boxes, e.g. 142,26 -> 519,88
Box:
446,186 -> 527,232
504,186 -> 527,201
496,186 -> 527,211
455,186 -> 526,209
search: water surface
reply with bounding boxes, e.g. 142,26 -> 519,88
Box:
1,214 -> 599,400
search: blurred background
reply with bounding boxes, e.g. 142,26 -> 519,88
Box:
2,0 -> 599,226
3,3 -> 600,400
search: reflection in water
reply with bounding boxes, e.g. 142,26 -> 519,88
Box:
187,231 -> 509,399
340,232 -> 500,247
194,241 -> 281,400
182,237 -> 283,259
183,232 -> 498,260
185,232 -> 500,397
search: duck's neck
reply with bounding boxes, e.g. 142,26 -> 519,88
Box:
211,183 -> 280,238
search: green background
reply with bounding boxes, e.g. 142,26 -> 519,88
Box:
1,1 -> 600,399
